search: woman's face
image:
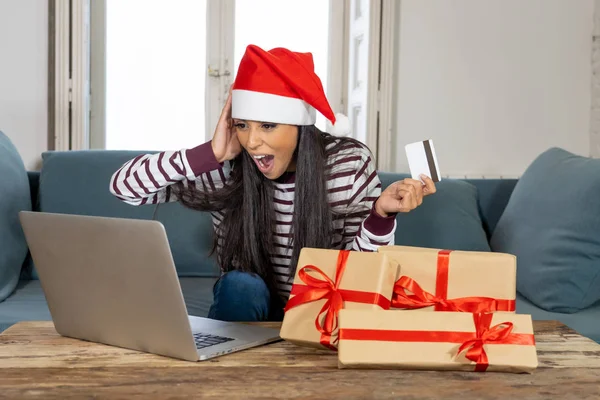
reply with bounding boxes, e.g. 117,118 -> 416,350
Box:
234,119 -> 299,180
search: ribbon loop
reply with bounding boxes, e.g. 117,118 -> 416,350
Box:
285,250 -> 393,349
392,276 -> 458,310
284,265 -> 336,312
284,250 -> 351,346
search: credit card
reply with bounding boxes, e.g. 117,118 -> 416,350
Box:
405,139 -> 441,183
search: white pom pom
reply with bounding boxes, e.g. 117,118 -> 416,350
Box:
330,113 -> 351,136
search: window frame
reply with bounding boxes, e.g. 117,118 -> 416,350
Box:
49,0 -> 91,151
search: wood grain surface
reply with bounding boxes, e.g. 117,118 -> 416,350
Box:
0,320 -> 599,399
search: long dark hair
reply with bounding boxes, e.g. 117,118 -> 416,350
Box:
173,125 -> 366,295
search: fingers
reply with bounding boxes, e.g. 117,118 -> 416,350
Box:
220,91 -> 232,115
396,183 -> 415,198
398,188 -> 418,212
398,180 -> 423,206
420,175 -> 437,196
396,186 -> 418,212
218,91 -> 233,129
380,176 -> 437,214
225,91 -> 232,115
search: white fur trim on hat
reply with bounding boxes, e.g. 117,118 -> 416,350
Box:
231,89 -> 316,125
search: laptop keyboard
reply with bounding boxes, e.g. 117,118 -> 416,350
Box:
193,332 -> 235,349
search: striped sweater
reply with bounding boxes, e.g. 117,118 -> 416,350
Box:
109,141 -> 396,299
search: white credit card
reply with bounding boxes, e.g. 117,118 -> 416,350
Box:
405,139 -> 441,183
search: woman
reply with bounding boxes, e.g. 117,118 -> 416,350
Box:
109,45 -> 436,322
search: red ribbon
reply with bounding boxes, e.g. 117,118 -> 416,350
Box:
457,313 -> 520,371
284,250 -> 391,350
338,313 -> 535,372
392,250 -> 516,313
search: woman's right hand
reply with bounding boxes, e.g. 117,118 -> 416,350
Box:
211,91 -> 241,163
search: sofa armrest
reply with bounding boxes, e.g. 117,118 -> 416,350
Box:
27,171 -> 40,212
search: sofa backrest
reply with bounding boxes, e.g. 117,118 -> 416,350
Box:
28,150 -> 219,279
462,178 -> 518,236
24,150 -> 518,279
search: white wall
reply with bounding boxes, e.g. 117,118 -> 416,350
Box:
0,0 -> 48,171
394,0 -> 594,177
591,0 -> 600,157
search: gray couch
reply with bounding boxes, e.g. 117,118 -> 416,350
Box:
1,140 -> 599,343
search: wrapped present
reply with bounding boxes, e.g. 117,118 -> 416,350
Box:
378,246 -> 516,313
337,309 -> 538,373
280,248 -> 398,350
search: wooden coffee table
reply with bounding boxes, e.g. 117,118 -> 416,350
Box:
0,321 -> 599,399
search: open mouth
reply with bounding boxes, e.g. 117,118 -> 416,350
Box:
252,154 -> 275,174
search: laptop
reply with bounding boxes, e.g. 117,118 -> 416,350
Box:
18,211 -> 281,362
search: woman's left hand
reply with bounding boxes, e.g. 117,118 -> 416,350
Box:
374,175 -> 437,217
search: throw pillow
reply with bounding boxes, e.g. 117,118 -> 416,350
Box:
378,173 -> 491,252
0,131 -> 32,301
491,147 -> 600,313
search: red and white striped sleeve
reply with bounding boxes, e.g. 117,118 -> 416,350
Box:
342,147 -> 396,252
109,141 -> 226,206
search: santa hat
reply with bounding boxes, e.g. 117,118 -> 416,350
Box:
231,44 -> 351,136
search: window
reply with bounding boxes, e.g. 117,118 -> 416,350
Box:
93,0 -> 338,151
104,0 -> 208,151
52,0 -> 396,169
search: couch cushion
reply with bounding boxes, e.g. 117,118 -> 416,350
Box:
179,277 -> 217,317
0,280 -> 51,332
36,150 -> 219,278
491,148 -> 600,313
0,131 -> 31,302
378,173 -> 491,251
0,277 -> 217,333
516,293 -> 600,344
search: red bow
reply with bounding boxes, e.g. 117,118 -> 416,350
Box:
285,250 -> 390,349
285,251 -> 347,334
457,313 -> 516,371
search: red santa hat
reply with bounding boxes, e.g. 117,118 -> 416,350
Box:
231,44 -> 351,136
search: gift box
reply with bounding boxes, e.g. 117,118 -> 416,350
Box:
280,248 -> 398,350
337,309 -> 538,373
378,246 -> 516,313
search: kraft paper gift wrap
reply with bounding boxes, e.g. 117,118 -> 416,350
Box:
280,248 -> 398,350
337,310 -> 538,373
378,246 -> 516,313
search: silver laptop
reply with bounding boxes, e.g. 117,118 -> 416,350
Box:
18,211 -> 281,362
